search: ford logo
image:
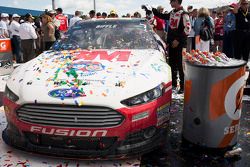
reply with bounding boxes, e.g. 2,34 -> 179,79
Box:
49,88 -> 86,100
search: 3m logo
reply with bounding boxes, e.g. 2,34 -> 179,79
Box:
75,50 -> 131,62
0,39 -> 11,52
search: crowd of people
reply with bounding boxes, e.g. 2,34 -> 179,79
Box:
0,0 -> 249,93
0,7 -> 145,63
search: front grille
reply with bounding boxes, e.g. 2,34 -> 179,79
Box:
16,104 -> 125,127
25,132 -> 117,150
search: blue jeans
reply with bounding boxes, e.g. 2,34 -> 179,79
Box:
11,35 -> 22,63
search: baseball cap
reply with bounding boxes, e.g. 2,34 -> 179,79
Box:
12,14 -> 21,18
1,13 -> 9,18
48,10 -> 57,14
110,9 -> 116,15
89,10 -> 95,15
229,3 -> 237,9
56,8 -> 63,13
25,13 -> 34,19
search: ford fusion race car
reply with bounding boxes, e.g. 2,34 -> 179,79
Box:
2,19 -> 172,159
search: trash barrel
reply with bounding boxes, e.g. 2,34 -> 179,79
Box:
0,38 -> 13,76
183,59 -> 247,149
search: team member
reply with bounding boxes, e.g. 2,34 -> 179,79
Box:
9,14 -> 22,63
19,13 -> 37,62
144,0 -> 191,94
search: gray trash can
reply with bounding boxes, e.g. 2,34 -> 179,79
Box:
0,38 -> 14,76
183,60 -> 247,149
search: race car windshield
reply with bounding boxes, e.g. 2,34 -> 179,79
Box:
52,19 -> 158,50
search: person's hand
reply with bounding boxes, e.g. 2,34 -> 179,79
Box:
172,40 -> 179,48
141,4 -> 152,11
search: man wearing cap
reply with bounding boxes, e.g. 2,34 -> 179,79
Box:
56,8 -> 68,32
19,13 -> 37,63
9,14 -> 22,63
0,13 -> 10,38
233,0 -> 250,63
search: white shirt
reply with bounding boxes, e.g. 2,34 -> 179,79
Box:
9,20 -> 20,37
0,20 -> 9,37
69,16 -> 82,27
19,22 -> 37,40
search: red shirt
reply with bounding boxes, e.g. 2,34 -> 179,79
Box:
56,14 -> 68,32
154,16 -> 165,31
214,17 -> 224,36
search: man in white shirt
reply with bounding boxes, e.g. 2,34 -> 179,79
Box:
0,13 -> 9,38
69,11 -> 82,27
9,14 -> 22,63
19,13 -> 37,63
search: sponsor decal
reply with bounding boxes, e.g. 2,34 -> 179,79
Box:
156,102 -> 170,126
210,68 -> 245,120
74,50 -> 131,62
0,60 -> 13,69
49,88 -> 86,99
73,61 -> 105,72
224,76 -> 245,120
30,126 -> 108,137
0,39 -> 11,52
0,42 -> 6,50
224,124 -> 240,135
132,111 -> 149,122
96,25 -> 118,29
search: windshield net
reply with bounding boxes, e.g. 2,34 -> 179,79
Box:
52,19 -> 158,50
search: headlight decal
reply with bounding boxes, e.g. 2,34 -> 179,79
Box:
4,86 -> 19,102
121,84 -> 164,107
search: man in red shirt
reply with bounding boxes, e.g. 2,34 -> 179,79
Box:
56,8 -> 68,33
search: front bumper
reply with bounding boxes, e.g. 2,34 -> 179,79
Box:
2,122 -> 169,159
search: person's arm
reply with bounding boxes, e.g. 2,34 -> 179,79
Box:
48,23 -> 55,38
152,8 -> 170,20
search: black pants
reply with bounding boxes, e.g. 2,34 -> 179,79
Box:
169,46 -> 184,90
234,30 -> 250,62
21,39 -> 35,63
11,35 -> 22,63
223,31 -> 235,58
45,41 -> 55,51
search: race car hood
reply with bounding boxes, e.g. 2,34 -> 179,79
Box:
7,49 -> 171,108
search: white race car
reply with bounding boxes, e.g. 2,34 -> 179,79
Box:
3,18 -> 172,159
